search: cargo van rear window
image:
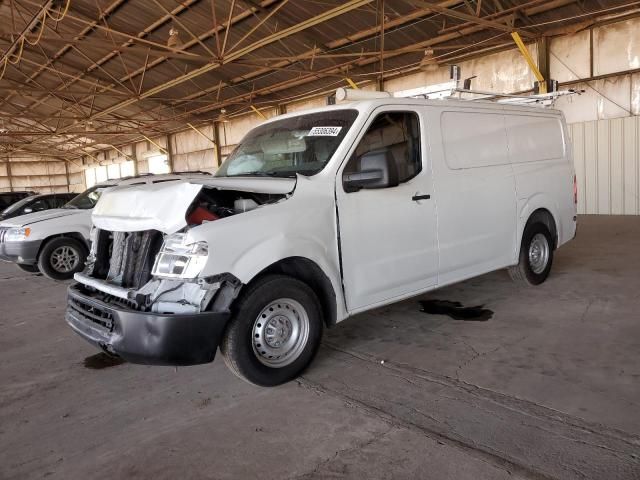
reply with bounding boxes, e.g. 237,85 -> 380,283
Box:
504,115 -> 565,163
441,111 -> 509,169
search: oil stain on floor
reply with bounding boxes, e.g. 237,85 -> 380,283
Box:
419,300 -> 493,321
83,352 -> 126,369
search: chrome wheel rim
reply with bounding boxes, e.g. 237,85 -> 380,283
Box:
528,233 -> 549,274
252,298 -> 310,368
50,245 -> 80,273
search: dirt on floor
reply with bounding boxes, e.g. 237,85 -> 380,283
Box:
1,215 -> 639,479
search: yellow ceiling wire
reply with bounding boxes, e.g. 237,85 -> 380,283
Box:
0,0 -> 69,81
7,37 -> 25,64
25,12 -> 47,46
0,58 -> 7,82
45,0 -> 71,22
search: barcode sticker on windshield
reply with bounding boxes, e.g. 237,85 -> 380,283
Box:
307,126 -> 342,136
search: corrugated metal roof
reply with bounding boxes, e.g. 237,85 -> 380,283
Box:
0,0 -> 637,159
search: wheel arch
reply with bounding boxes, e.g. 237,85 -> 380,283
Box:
524,208 -> 558,249
36,232 -> 89,259
248,256 -> 338,328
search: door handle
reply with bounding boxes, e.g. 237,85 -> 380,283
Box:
412,194 -> 431,201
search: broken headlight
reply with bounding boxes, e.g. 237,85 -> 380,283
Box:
152,233 -> 208,279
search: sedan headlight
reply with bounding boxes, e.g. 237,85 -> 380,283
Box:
5,227 -> 31,242
152,233 -> 208,279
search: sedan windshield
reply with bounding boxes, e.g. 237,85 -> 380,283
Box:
63,187 -> 106,209
216,109 -> 358,178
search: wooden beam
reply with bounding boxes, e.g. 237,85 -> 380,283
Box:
212,121 -> 222,168
166,135 -> 175,172
6,159 -> 14,192
64,162 -> 71,192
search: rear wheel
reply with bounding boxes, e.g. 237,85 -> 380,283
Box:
509,222 -> 554,286
16,263 -> 39,273
37,237 -> 87,281
221,274 -> 323,386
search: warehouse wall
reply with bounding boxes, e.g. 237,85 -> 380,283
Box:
0,156 -> 84,193
571,116 -> 640,215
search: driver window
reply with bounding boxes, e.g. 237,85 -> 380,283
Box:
346,111 -> 421,184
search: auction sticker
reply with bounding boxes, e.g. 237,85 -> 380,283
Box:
307,126 -> 342,136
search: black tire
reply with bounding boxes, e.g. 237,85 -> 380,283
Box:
220,274 -> 323,387
37,237 -> 88,281
509,222 -> 554,286
16,263 -> 39,273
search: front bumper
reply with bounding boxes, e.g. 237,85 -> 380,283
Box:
0,239 -> 41,265
65,284 -> 230,366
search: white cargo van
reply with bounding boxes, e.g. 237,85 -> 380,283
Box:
66,94 -> 577,386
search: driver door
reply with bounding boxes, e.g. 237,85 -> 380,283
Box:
336,107 -> 438,313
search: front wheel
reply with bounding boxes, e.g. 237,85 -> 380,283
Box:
37,237 -> 88,281
220,274 -> 323,387
509,222 -> 554,286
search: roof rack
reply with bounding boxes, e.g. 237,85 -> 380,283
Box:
335,64 -> 584,108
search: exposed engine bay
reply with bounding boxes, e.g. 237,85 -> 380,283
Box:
77,186 -> 288,315
184,187 -> 284,225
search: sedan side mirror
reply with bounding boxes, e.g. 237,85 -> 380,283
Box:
23,207 -> 33,213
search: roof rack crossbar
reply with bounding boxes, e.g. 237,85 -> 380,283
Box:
336,70 -> 584,108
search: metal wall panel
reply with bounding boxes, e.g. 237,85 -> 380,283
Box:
570,117 -> 640,215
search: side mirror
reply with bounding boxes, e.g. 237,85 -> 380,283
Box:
343,148 -> 399,193
23,207 -> 33,213
343,169 -> 384,192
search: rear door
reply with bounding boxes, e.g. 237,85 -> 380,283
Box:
336,107 -> 438,312
427,107 -> 517,284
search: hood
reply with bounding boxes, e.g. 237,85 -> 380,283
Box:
192,176 -> 297,194
92,177 -> 296,234
0,208 -> 84,228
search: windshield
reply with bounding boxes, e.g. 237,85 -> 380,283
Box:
216,109 -> 359,178
63,186 -> 106,209
1,195 -> 36,215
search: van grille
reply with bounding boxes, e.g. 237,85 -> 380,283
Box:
94,229 -> 163,289
68,295 -> 114,332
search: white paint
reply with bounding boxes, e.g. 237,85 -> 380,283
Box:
84,99 -> 576,323
93,181 -> 203,234
336,105 -> 438,311
441,111 -> 509,168
428,106 -> 518,286
505,115 -> 565,163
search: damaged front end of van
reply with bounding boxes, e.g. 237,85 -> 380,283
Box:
65,177 -> 295,365
64,107 -> 356,384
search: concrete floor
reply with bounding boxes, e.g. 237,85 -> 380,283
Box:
1,215 -> 639,480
